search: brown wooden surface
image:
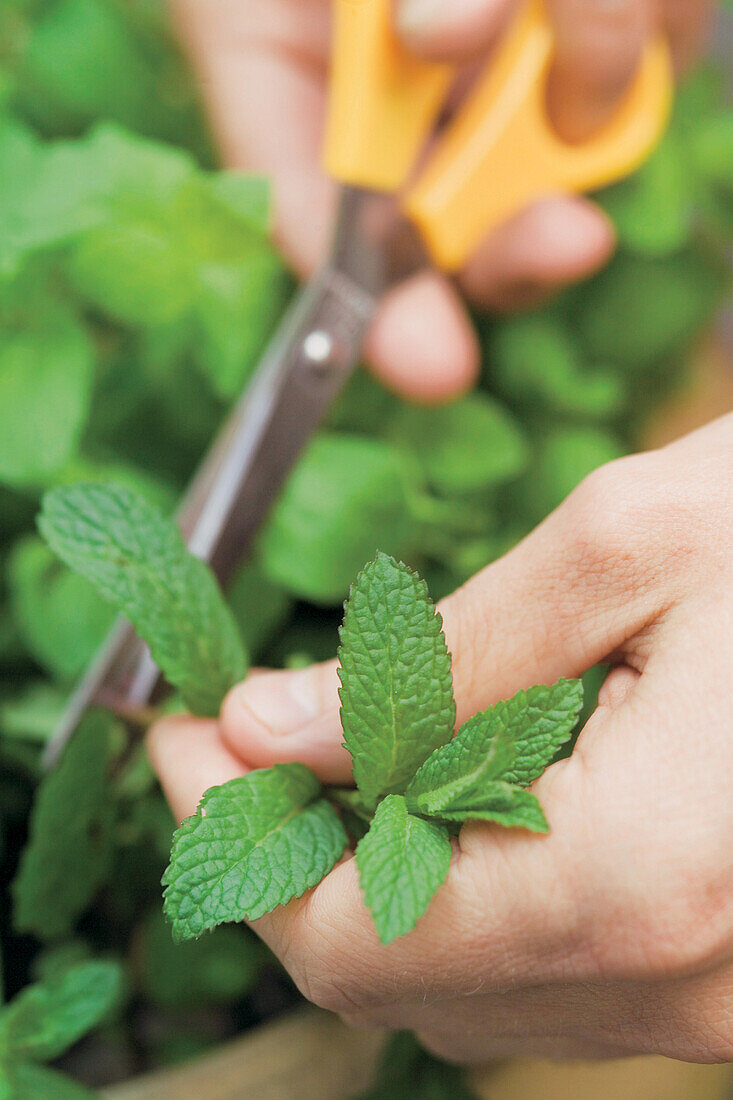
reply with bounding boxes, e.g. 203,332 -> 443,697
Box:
105,1010 -> 383,1100
105,1007 -> 732,1100
470,1054 -> 733,1099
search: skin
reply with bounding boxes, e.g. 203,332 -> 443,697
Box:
170,0 -> 711,403
151,415 -> 733,1065
151,0 -> 732,1064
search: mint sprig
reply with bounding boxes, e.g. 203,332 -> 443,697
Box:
162,553 -> 582,944
40,484 -> 582,945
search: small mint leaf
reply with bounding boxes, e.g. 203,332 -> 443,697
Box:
355,796 -> 451,945
0,961 -> 123,1063
405,721 -> 515,818
495,680 -> 583,787
38,483 -> 248,717
434,784 -> 549,834
163,764 -> 347,942
338,554 -> 455,806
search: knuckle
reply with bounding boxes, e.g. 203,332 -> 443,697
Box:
281,916 -> 381,1019
563,456 -> 654,573
284,938 -> 359,1016
559,449 -> 717,599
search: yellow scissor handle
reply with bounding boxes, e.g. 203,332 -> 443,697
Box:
324,0 -> 451,192
325,0 -> 673,271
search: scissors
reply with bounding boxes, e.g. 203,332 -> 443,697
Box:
44,0 -> 672,768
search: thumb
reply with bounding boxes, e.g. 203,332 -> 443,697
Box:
221,452 -> 671,784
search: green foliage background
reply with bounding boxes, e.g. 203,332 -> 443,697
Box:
0,0 -> 731,1093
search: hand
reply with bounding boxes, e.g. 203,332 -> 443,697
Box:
171,0 -> 710,403
150,413 -> 733,1064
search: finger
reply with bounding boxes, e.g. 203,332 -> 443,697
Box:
365,271 -> 479,402
221,666 -> 353,785
171,2 -> 475,403
147,716 -> 248,822
662,0 -> 714,72
546,0 -> 654,142
596,665 -> 638,711
395,0 -> 517,63
222,446 -> 675,781
250,777 -> 584,1011
459,196 -> 615,311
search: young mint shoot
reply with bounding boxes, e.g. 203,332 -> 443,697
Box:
40,486 -> 583,947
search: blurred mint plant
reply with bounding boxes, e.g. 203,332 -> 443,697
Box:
0,0 -> 731,1091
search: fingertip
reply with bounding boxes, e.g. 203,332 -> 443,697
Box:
395,0 -> 514,63
147,717 -> 247,823
365,271 -> 480,404
546,0 -> 651,142
220,666 -> 353,785
461,196 -> 616,309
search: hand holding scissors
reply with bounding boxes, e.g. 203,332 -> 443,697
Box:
48,0 -> 671,761
173,0 -> 706,400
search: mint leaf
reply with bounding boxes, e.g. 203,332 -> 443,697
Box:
226,560 -> 291,659
519,428 -> 624,521
0,683 -> 65,744
358,1032 -> 479,1100
8,538 -> 114,682
193,253 -> 290,400
404,720 -> 516,818
0,122 -> 99,275
492,314 -> 625,420
434,783 -> 549,834
0,961 -> 122,1063
0,301 -> 94,485
0,1063 -> 97,1100
208,173 -> 271,230
12,712 -> 117,942
16,0 -> 159,134
405,681 -> 581,822
338,554 -> 455,806
141,911 -> 263,1008
493,680 -> 584,787
67,216 -> 195,327
578,251 -> 724,369
600,131 -> 693,257
38,483 -> 248,717
355,796 -> 451,945
692,112 -> 733,189
259,435 -> 419,605
390,395 -> 529,494
163,764 -> 347,942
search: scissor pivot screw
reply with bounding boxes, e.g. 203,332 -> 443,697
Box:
303,331 -> 336,376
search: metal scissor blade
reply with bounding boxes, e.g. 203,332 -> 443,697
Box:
44,188 -> 383,769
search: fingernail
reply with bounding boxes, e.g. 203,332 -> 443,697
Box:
396,0 -> 444,35
234,669 -> 324,739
